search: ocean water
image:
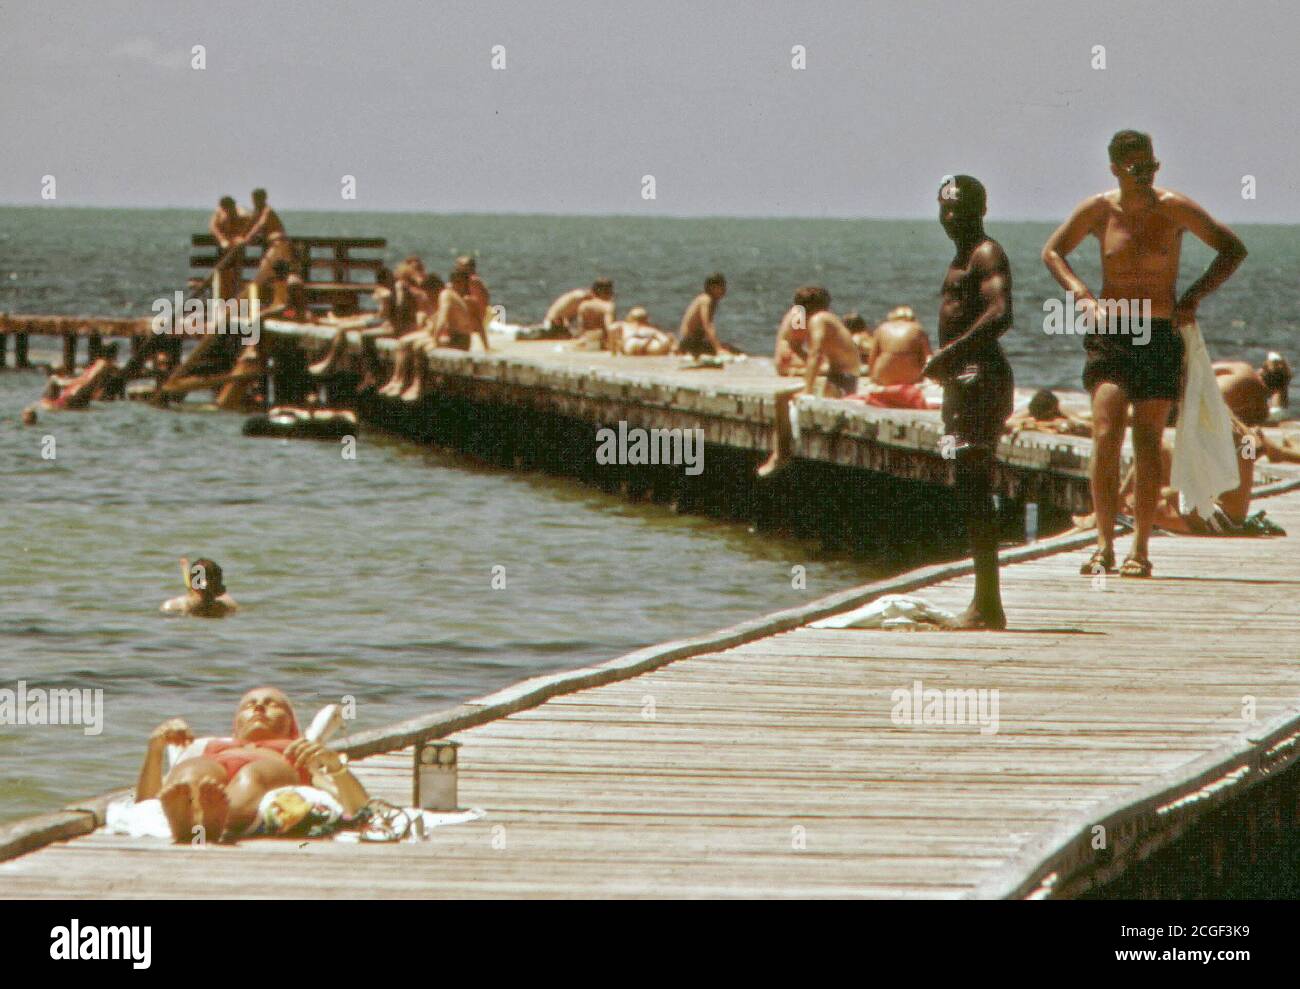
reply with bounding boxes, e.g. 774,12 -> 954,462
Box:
0,208 -> 1296,822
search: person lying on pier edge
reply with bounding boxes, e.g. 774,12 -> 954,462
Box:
454,255 -> 491,331
135,687 -> 369,843
844,312 -> 874,368
572,278 -> 617,351
773,302 -> 809,375
1005,388 -> 1091,438
924,174 -> 1015,630
869,305 -> 931,386
208,195 -> 250,300
1215,353 -> 1291,425
161,557 -> 239,617
679,272 -> 741,357
1042,129 -> 1248,579
612,307 -> 676,355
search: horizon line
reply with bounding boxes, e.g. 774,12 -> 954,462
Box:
0,202 -> 1292,227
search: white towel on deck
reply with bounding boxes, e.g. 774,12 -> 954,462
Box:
811,594 -> 955,629
1170,322 -> 1239,519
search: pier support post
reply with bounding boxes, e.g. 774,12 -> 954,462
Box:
60,334 -> 77,374
15,332 -> 30,368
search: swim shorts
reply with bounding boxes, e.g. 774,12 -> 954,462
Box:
941,351 -> 1014,451
1082,318 -> 1184,401
826,369 -> 858,395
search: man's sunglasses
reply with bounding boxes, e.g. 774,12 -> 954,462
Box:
1121,159 -> 1160,177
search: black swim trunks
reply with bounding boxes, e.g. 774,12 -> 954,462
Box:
941,350 -> 1014,451
1082,317 -> 1184,401
826,369 -> 858,395
680,328 -> 716,358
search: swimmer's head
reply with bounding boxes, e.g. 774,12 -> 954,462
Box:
793,285 -> 831,316
626,306 -> 649,323
1028,389 -> 1061,420
187,557 -> 226,600
843,312 -> 869,333
591,278 -> 614,299
704,272 -> 727,298
233,686 -> 299,742
20,406 -> 37,426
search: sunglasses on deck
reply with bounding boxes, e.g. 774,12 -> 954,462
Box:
1121,159 -> 1160,176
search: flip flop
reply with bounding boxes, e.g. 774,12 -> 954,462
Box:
1080,548 -> 1117,575
1119,556 -> 1153,578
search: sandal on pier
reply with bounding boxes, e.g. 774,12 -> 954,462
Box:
1080,548 -> 1116,575
1119,555 -> 1153,578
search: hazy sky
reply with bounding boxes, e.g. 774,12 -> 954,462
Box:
2,0 -> 1296,220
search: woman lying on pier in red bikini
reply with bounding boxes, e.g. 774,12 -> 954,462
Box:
134,686 -> 369,843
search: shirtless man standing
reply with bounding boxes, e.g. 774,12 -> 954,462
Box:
924,175 -> 1015,629
869,306 -> 932,385
208,196 -> 250,300
574,278 -> 616,350
679,273 -> 739,357
240,189 -> 294,304
1042,130 -> 1247,578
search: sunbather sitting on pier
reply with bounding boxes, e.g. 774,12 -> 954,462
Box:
757,287 -> 860,477
381,270 -> 484,400
612,307 -> 676,355
455,255 -> 491,331
1215,354 -> 1291,425
679,273 -> 741,357
160,557 -> 238,617
310,267 -> 399,377
541,287 -> 593,337
869,306 -> 932,386
572,278 -> 616,351
135,686 -> 368,843
1006,389 -> 1092,437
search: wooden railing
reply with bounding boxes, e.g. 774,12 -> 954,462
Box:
189,234 -> 387,312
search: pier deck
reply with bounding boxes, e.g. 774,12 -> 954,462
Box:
5,487 -> 1299,898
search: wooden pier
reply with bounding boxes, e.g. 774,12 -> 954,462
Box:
3,483 -> 1299,898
